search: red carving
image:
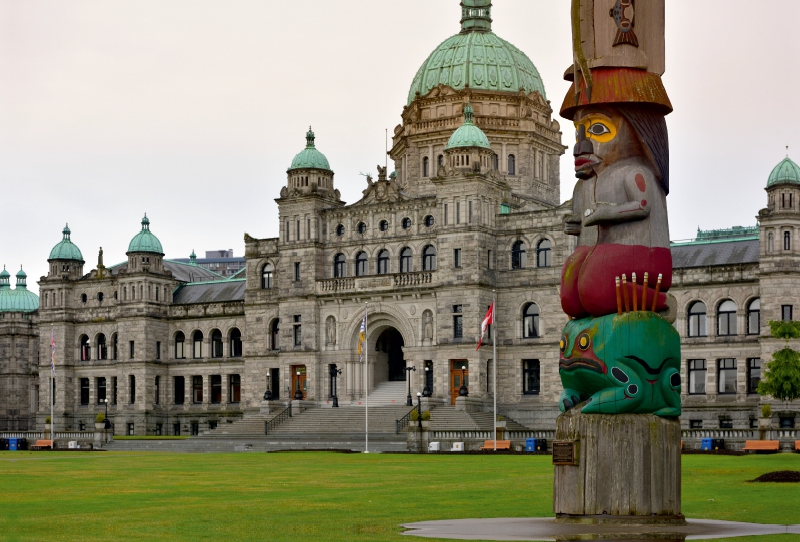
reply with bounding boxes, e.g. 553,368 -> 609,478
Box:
635,174 -> 646,192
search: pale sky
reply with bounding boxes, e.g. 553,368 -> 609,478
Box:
2,1 -> 799,293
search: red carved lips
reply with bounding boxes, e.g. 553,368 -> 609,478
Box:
559,357 -> 607,374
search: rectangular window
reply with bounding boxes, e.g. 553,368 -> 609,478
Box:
453,305 -> 463,339
229,374 -> 241,403
154,375 -> 160,405
444,203 -> 449,225
156,341 -> 161,360
688,359 -> 706,395
719,418 -> 733,429
97,377 -> 106,404
155,423 -> 162,436
782,305 -> 793,321
173,423 -> 181,436
747,358 -> 761,394
456,202 -> 461,224
80,378 -> 90,405
487,250 -> 493,269
129,341 -> 135,359
454,248 -> 462,269
522,360 -> 541,395
113,377 -> 118,405
129,375 -> 136,404
285,220 -> 289,241
307,218 -> 311,240
293,315 -> 302,346
127,423 -> 134,436
689,420 -> 702,429
296,220 -> 300,240
294,262 -> 301,281
192,375 -> 203,403
717,358 -> 737,394
174,376 -> 185,404
468,200 -> 473,223
191,422 -> 199,436
210,375 -> 222,404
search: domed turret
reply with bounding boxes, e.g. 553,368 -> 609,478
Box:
289,127 -> 331,171
49,224 -> 83,262
443,102 -> 496,175
446,103 -> 491,149
285,127 -> 335,196
767,154 -> 800,188
0,266 -> 39,313
0,267 -> 10,290
127,214 -> 164,254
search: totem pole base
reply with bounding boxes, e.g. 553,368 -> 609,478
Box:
554,403 -> 683,525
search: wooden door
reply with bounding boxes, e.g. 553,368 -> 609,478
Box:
450,360 -> 469,405
291,366 -> 307,400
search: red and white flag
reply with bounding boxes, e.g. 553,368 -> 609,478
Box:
476,302 -> 494,350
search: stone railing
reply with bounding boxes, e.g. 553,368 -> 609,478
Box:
319,278 -> 355,292
318,272 -> 435,295
681,429 -> 757,440
394,272 -> 433,288
0,431 -> 96,440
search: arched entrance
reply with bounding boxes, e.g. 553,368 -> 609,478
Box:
373,327 -> 406,382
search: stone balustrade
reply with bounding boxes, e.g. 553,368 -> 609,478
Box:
318,272 -> 435,294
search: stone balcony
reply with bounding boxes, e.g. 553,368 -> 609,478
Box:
318,271 -> 435,295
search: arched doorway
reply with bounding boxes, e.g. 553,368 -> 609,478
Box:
374,327 -> 406,382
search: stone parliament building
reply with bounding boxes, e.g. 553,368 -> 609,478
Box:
2,2 -> 799,440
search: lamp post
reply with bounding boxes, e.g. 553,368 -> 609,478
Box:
263,372 -> 273,401
459,364 -> 468,397
102,398 -> 111,429
422,365 -> 432,397
330,365 -> 342,407
294,370 -> 303,400
405,366 -> 416,406
416,392 -> 422,430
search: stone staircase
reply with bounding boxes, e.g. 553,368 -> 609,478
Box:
427,406 -> 529,432
356,381 -> 408,406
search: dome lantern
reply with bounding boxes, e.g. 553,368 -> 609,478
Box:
0,266 -> 10,290
15,266 -> 27,289
460,0 -> 492,33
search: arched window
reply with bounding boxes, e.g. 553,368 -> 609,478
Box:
536,239 -> 552,268
377,250 -> 390,275
230,328 -> 242,358
523,303 -> 540,338
717,300 -> 738,336
270,319 -> 280,351
355,252 -> 367,276
747,298 -> 760,335
211,329 -> 223,358
423,156 -> 429,177
511,241 -> 527,269
688,302 -> 707,337
785,231 -> 791,251
333,253 -> 346,278
261,263 -> 273,289
422,245 -> 437,271
400,248 -> 413,273
508,154 -> 516,175
97,334 -> 107,360
768,233 -> 774,253
192,331 -> 204,359
80,335 -> 90,361
112,333 -> 118,360
175,332 -> 186,359
437,155 -> 443,168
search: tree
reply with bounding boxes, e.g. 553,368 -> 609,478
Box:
758,321 -> 800,402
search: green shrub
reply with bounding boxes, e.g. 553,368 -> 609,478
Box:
421,410 -> 431,421
761,404 -> 772,418
410,409 -> 419,421
45,416 -> 51,424
95,413 -> 105,423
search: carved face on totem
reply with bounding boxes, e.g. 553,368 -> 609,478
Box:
572,107 -> 644,180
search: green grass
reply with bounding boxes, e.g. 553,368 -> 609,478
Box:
0,452 -> 798,542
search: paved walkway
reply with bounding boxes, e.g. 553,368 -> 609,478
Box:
401,518 -> 800,540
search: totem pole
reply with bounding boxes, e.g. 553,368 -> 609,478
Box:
553,0 -> 683,523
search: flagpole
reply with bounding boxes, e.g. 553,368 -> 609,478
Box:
50,326 -> 55,440
492,291 -> 497,452
364,302 -> 369,454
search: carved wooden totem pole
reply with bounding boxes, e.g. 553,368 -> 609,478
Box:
553,0 -> 683,523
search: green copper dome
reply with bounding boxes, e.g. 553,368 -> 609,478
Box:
127,214 -> 164,254
447,103 -> 491,149
288,127 -> 331,171
49,224 -> 84,262
407,1 -> 546,105
0,266 -> 39,313
767,155 -> 800,187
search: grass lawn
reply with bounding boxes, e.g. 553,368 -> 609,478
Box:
0,452 -> 799,542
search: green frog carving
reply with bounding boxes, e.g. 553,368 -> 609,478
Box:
559,312 -> 681,417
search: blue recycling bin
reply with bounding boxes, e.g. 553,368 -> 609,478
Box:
8,438 -> 18,451
525,438 -> 547,452
701,438 -> 713,451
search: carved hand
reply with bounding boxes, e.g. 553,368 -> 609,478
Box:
563,215 -> 582,236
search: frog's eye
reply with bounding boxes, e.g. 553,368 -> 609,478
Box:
559,335 -> 567,353
587,122 -> 611,136
577,333 -> 591,351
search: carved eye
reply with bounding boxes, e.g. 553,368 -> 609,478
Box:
670,373 -> 681,388
627,384 -> 639,396
587,123 -> 611,136
559,335 -> 567,353
577,333 -> 591,351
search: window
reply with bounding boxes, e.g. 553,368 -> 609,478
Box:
424,215 -> 434,227
230,328 -> 242,357
296,220 -> 300,240
357,222 -> 367,235
155,376 -> 160,405
493,154 -> 499,170
523,303 -> 540,338
423,156 -> 429,177
422,245 -> 437,271
80,335 -> 90,361
355,252 -> 367,276
400,248 -> 412,273
780,417 -> 796,429
193,331 -> 203,358
174,376 -> 185,404
191,422 -> 199,436
783,305 -> 793,322
285,220 -> 289,241
129,341 -> 135,359
747,358 -> 761,394
437,155 -> 443,168
688,360 -> 706,394
211,330 -> 223,358
293,315 -> 302,347
718,359 -> 737,394
719,418 -> 733,429
112,377 -> 117,405
487,250 -> 493,269
453,248 -> 462,269
522,360 -> 540,395
294,262 -> 301,282
333,253 -> 346,278
261,263 -> 274,289
453,305 -> 463,339
508,154 -> 516,175
127,423 -> 134,436
80,378 -> 89,405
192,375 -> 203,403
379,220 -> 388,232
768,233 -> 774,252
377,250 -> 390,274
210,375 -> 222,404
97,377 -> 106,404
511,241 -> 527,269
270,319 -> 280,350
336,224 -> 345,237
98,292 -> 104,303
129,375 -> 136,404
401,217 -> 412,230
688,302 -> 707,337
717,300 -> 737,336
536,240 -> 552,268
112,333 -> 118,360
690,420 -> 702,429
175,332 -> 185,359
156,341 -> 161,360
81,293 -> 87,303
229,374 -> 241,403
785,231 -> 791,251
747,298 -> 760,335
155,423 -> 163,436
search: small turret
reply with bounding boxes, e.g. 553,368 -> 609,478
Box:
285,127 -> 336,197
47,224 -> 84,279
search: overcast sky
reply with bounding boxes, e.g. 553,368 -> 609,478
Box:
2,0 -> 799,293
